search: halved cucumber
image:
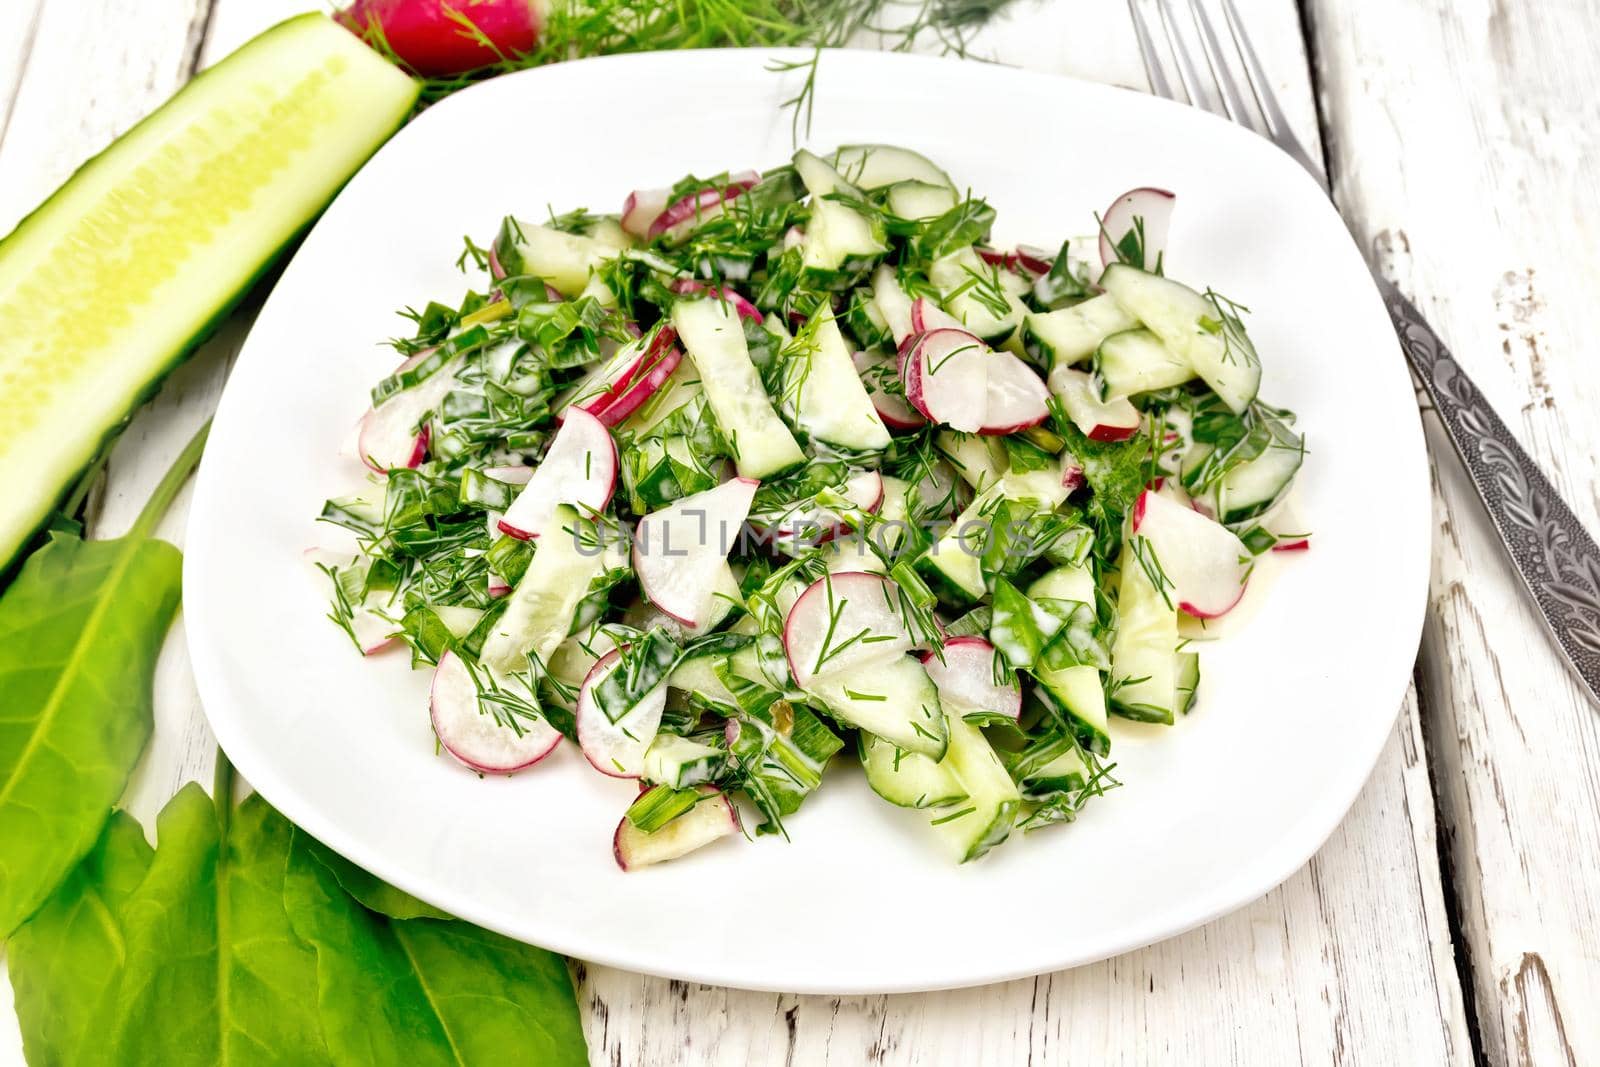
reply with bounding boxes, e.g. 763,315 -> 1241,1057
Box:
807,655 -> 949,759
885,181 -> 959,224
0,14 -> 418,569
929,247 -> 1031,344
928,713 -> 1021,862
1109,539 -> 1180,724
802,200 -> 887,275
671,298 -> 805,479
780,311 -> 891,452
792,148 -> 858,198
1034,663 -> 1111,754
497,220 -> 625,298
1022,293 -> 1138,369
859,732 -> 966,808
1099,264 -> 1262,413
829,144 -> 954,190
1093,328 -> 1194,399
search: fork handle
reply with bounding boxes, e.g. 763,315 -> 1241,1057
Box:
1377,276 -> 1600,703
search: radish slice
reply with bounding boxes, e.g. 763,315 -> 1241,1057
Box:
357,348 -> 457,472
498,408 -> 618,540
487,245 -> 507,282
555,328 -> 676,423
596,343 -> 682,428
750,470 -> 883,543
979,351 -> 1050,435
853,349 -> 924,430
648,171 -> 760,239
1130,489 -> 1251,617
921,636 -> 1022,723
622,187 -> 671,237
430,652 -> 562,774
668,280 -> 763,324
576,648 -> 669,778
909,296 -> 966,335
613,786 -> 741,870
1061,457 -> 1086,493
1099,186 -> 1175,272
1049,366 -> 1141,442
1015,245 -> 1055,274
907,329 -> 989,433
634,477 -> 759,627
784,571 -> 915,689
1273,538 -> 1310,552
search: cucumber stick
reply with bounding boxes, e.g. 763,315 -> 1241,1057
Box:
0,14 -> 418,568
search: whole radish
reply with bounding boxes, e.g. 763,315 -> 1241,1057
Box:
338,0 -> 547,77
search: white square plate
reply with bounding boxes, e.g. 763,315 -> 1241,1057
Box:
186,48 -> 1429,994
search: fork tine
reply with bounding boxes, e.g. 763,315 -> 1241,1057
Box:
1184,0 -> 1259,131
1217,0 -> 1326,183
1125,0 -> 1177,101
1217,0 -> 1296,143
1155,0 -> 1225,116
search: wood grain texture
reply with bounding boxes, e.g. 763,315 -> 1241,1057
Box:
1307,1 -> 1600,1064
0,0 -> 1485,1063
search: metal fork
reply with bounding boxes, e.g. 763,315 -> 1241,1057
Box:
1128,0 -> 1600,707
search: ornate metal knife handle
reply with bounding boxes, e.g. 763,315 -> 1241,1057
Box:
1378,276 -> 1600,704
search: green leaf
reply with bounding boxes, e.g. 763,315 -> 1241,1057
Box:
9,785 -> 329,1065
284,830 -> 587,1066
300,835 -> 452,921
0,523 -> 190,934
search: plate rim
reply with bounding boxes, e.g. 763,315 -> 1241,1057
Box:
184,45 -> 1431,994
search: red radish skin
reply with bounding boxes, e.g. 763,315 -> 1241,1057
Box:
558,327 -> 679,424
648,171 -> 760,239
621,187 -> 671,237
595,343 -> 683,427
668,280 -> 763,324
1062,462 -> 1086,493
1099,186 -> 1176,271
1273,539 -> 1311,552
430,651 -> 562,774
338,0 -> 546,77
920,635 -> 1022,722
487,244 -> 506,281
1015,245 -> 1055,274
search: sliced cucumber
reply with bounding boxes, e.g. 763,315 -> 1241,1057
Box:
1024,745 -> 1089,796
1022,294 -> 1138,369
1176,650 -> 1201,715
642,734 -> 726,789
929,246 -> 1030,343
886,180 -> 959,223
671,298 -> 805,479
807,655 -> 948,759
781,312 -> 892,451
830,144 -> 954,190
1109,539 -> 1180,724
480,505 -> 606,676
802,199 -> 887,275
1100,264 -> 1261,413
498,221 -> 623,298
1034,663 -> 1111,754
935,431 -> 1008,492
1094,329 -> 1194,399
859,732 -> 966,808
1187,417 -> 1305,524
870,264 -> 915,343
792,148 -> 858,198
928,713 -> 1021,863
1027,562 -> 1096,606
0,14 -> 418,569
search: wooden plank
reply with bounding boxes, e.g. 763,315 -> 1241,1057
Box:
0,1 -> 1474,1064
1306,1 -> 1600,1064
